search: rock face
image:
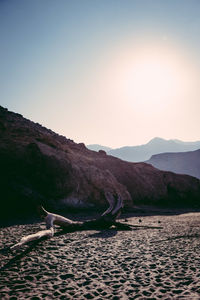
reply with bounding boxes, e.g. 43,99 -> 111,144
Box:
0,106 -> 200,219
146,149 -> 200,179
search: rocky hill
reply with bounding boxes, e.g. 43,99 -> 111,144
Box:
146,149 -> 200,179
0,106 -> 200,219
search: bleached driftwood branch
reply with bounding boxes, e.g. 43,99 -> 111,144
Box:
10,192 -> 124,249
10,228 -> 54,250
9,192 -> 163,250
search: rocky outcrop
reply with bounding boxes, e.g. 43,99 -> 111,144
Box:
0,106 -> 200,219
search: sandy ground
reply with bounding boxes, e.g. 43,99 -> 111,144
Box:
0,213 -> 200,299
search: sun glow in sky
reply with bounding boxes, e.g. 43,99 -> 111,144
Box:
126,53 -> 185,108
0,0 -> 200,147
108,44 -> 197,112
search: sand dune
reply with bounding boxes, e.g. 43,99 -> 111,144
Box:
0,213 -> 200,299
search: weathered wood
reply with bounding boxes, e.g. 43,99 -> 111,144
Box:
10,228 -> 54,250
9,193 -> 162,250
10,193 -> 124,249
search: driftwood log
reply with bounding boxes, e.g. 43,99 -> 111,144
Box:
10,192 -> 162,250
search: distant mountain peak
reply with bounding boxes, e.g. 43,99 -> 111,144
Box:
147,137 -> 166,144
86,144 -> 112,152
107,137 -> 200,162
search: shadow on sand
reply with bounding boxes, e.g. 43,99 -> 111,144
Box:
0,224 -> 163,272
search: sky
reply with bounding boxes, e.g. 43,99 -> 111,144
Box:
0,0 -> 200,148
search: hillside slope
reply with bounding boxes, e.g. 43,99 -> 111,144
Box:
146,149 -> 200,179
0,106 -> 200,219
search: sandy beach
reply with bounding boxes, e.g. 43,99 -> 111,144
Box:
0,212 -> 200,299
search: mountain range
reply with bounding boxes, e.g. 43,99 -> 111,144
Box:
87,137 -> 200,162
0,106 -> 200,220
146,149 -> 200,179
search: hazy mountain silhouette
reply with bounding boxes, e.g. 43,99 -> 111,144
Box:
146,149 -> 200,179
102,137 -> 200,162
87,144 -> 112,152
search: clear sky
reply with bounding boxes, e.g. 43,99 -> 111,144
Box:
1,0 -> 200,148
